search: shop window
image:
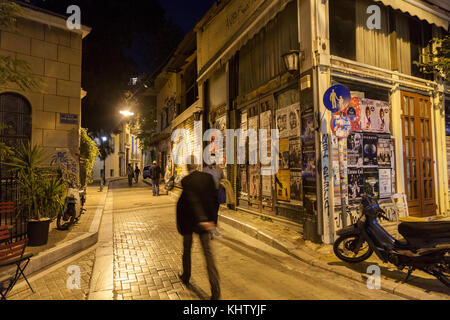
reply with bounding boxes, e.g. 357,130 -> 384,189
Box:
330,0 -> 356,61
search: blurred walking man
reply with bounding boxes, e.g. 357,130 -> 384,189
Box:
176,157 -> 220,300
150,160 -> 161,196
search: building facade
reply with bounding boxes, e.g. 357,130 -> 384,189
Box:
149,0 -> 449,244
0,3 -> 91,180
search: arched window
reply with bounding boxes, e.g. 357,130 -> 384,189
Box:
0,93 -> 32,149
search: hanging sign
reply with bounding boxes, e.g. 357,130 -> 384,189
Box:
331,113 -> 352,139
323,84 -> 351,113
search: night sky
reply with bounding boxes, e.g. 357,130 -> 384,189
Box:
21,0 -> 215,133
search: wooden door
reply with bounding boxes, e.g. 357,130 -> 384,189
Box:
401,92 -> 436,217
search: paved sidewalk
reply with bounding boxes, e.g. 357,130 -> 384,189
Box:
216,207 -> 450,299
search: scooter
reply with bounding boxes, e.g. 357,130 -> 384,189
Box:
333,194 -> 450,288
57,182 -> 87,230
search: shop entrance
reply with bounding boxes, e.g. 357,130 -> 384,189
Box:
401,91 -> 436,217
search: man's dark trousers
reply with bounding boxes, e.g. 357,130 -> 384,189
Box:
182,232 -> 220,298
151,178 -> 159,195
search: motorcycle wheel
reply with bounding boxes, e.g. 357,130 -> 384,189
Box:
333,234 -> 373,263
56,204 -> 76,230
431,253 -> 450,288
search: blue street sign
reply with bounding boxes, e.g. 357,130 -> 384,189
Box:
323,84 -> 351,113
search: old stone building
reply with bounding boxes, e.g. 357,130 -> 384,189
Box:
0,3 -> 90,176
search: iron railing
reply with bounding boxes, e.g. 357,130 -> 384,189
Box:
0,176 -> 27,241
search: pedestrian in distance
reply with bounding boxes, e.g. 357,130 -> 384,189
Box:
176,155 -> 220,300
127,163 -> 134,187
150,160 -> 161,196
134,165 -> 141,183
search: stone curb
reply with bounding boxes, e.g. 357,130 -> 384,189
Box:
219,211 -> 447,300
23,183 -> 111,277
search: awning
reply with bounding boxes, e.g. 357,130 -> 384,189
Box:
375,0 -> 449,30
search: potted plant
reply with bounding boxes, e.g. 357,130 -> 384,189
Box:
7,142 -> 63,246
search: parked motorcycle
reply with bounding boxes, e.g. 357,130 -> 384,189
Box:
57,182 -> 86,230
333,195 -> 450,288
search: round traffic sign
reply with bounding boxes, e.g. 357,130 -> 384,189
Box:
323,84 -> 351,113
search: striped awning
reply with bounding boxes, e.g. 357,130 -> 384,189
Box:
375,0 -> 449,30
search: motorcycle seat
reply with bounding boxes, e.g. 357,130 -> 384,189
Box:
398,221 -> 450,240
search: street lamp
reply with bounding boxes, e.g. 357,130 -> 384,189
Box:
120,110 -> 135,117
282,50 -> 301,74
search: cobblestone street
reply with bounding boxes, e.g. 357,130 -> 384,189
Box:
8,179 -> 412,300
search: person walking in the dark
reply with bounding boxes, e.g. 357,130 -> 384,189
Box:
126,164 -> 134,187
134,165 -> 141,183
150,160 -> 161,196
176,157 -> 220,300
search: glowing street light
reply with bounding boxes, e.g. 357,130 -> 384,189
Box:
120,110 -> 135,117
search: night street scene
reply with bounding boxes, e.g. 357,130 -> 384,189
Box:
0,0 -> 449,313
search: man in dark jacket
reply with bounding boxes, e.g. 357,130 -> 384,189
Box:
176,159 -> 220,300
150,161 -> 161,196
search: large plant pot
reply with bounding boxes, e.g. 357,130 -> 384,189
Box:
27,219 -> 51,246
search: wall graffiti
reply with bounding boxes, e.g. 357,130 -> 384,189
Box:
50,151 -> 79,184
321,132 -> 331,241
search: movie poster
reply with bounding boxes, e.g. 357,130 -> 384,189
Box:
276,169 -> 290,201
363,167 -> 379,198
249,166 -> 260,200
287,103 -> 300,137
262,175 -> 272,198
379,168 -> 392,198
290,170 -> 302,202
363,134 -> 378,166
302,152 -> 316,178
280,139 -> 290,169
301,113 -> 315,145
347,132 -> 363,167
348,167 -> 364,201
276,107 -> 289,139
360,98 -> 390,133
377,137 -> 391,167
289,138 -> 301,169
345,97 -> 361,131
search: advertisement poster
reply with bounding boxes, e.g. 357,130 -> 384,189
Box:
239,168 -> 248,194
339,138 -> 349,205
276,169 -> 290,201
213,115 -> 227,165
290,170 -> 302,202
248,116 -> 258,161
287,103 -> 301,137
280,139 -> 290,169
262,175 -> 272,198
363,167 -> 379,198
347,132 -> 363,167
301,113 -> 315,145
363,134 -> 378,166
276,107 -> 289,139
360,98 -> 390,133
302,152 -> 315,178
379,168 -> 392,198
348,167 -> 364,201
377,137 -> 391,167
249,166 -> 260,200
289,138 -> 301,169
331,135 -> 341,206
345,97 -> 361,131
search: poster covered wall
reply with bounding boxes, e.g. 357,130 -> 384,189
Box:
276,169 -> 290,201
360,98 -> 390,133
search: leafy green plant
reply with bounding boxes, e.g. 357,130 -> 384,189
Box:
80,128 -> 99,184
415,35 -> 450,80
38,176 -> 64,220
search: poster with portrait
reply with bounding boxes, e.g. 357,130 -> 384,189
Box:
345,97 -> 361,131
276,107 -> 289,139
379,168 -> 392,198
363,167 -> 379,198
248,116 -> 258,162
249,166 -> 260,200
239,168 -> 248,195
348,167 -> 364,202
289,138 -> 301,169
347,132 -> 363,167
276,169 -> 290,201
302,152 -> 316,178
260,111 -> 272,157
212,115 -> 227,165
287,103 -> 300,137
363,134 -> 378,166
301,113 -> 315,145
360,98 -> 390,133
280,139 -> 290,169
377,137 -> 391,167
262,175 -> 272,198
290,170 -> 302,202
